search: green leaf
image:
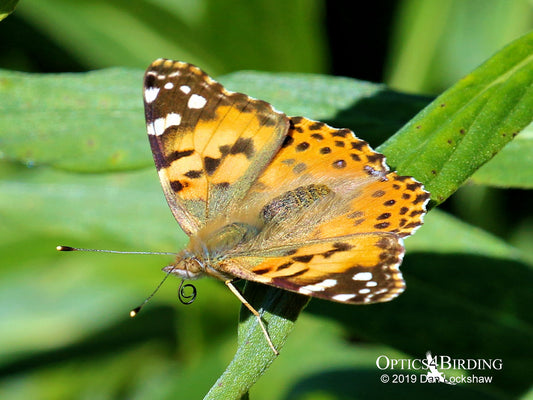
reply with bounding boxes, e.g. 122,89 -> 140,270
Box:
470,121 -> 533,188
405,209 -> 524,260
1,161 -> 528,398
0,68 -> 148,172
16,0 -> 327,74
386,0 -> 533,93
0,0 -> 18,21
379,31 -> 533,204
205,285 -> 309,399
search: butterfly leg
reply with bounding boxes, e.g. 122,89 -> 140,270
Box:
224,279 -> 279,355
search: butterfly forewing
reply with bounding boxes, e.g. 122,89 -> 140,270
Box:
144,59 -> 289,235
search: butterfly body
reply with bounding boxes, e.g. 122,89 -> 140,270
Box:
165,221 -> 261,281
164,183 -> 339,283
144,59 -> 430,307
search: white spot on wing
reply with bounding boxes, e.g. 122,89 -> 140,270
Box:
146,123 -> 155,136
298,287 -> 312,295
153,117 -> 166,136
188,94 -> 207,109
320,279 -> 337,287
359,288 -> 371,294
149,113 -> 181,136
164,82 -> 174,89
144,87 -> 160,103
180,85 -> 191,94
298,279 -> 337,295
332,294 -> 356,302
366,281 -> 378,287
166,112 -> 181,127
353,272 -> 372,281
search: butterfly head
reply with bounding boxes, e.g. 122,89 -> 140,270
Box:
163,252 -> 205,280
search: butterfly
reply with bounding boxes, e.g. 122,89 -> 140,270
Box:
143,59 -> 430,353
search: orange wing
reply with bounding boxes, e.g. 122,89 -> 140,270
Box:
143,59 -> 289,235
220,233 -> 405,304
246,117 -> 430,241
216,117 -> 429,303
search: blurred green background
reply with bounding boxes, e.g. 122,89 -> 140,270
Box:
1,0 -> 532,399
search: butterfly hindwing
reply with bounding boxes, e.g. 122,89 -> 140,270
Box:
219,233 -> 405,304
144,59 -> 290,235
213,117 -> 429,303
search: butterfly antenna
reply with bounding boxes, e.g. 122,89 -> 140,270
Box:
56,245 -> 176,256
129,271 -> 174,317
130,277 -> 197,317
57,245 -> 182,316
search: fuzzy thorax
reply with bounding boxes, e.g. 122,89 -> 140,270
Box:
162,222 -> 260,281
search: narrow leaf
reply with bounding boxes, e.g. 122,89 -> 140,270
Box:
379,31 -> 533,204
0,68 -> 148,172
0,0 -> 18,21
470,122 -> 533,188
17,0 -> 327,73
204,285 -> 308,399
